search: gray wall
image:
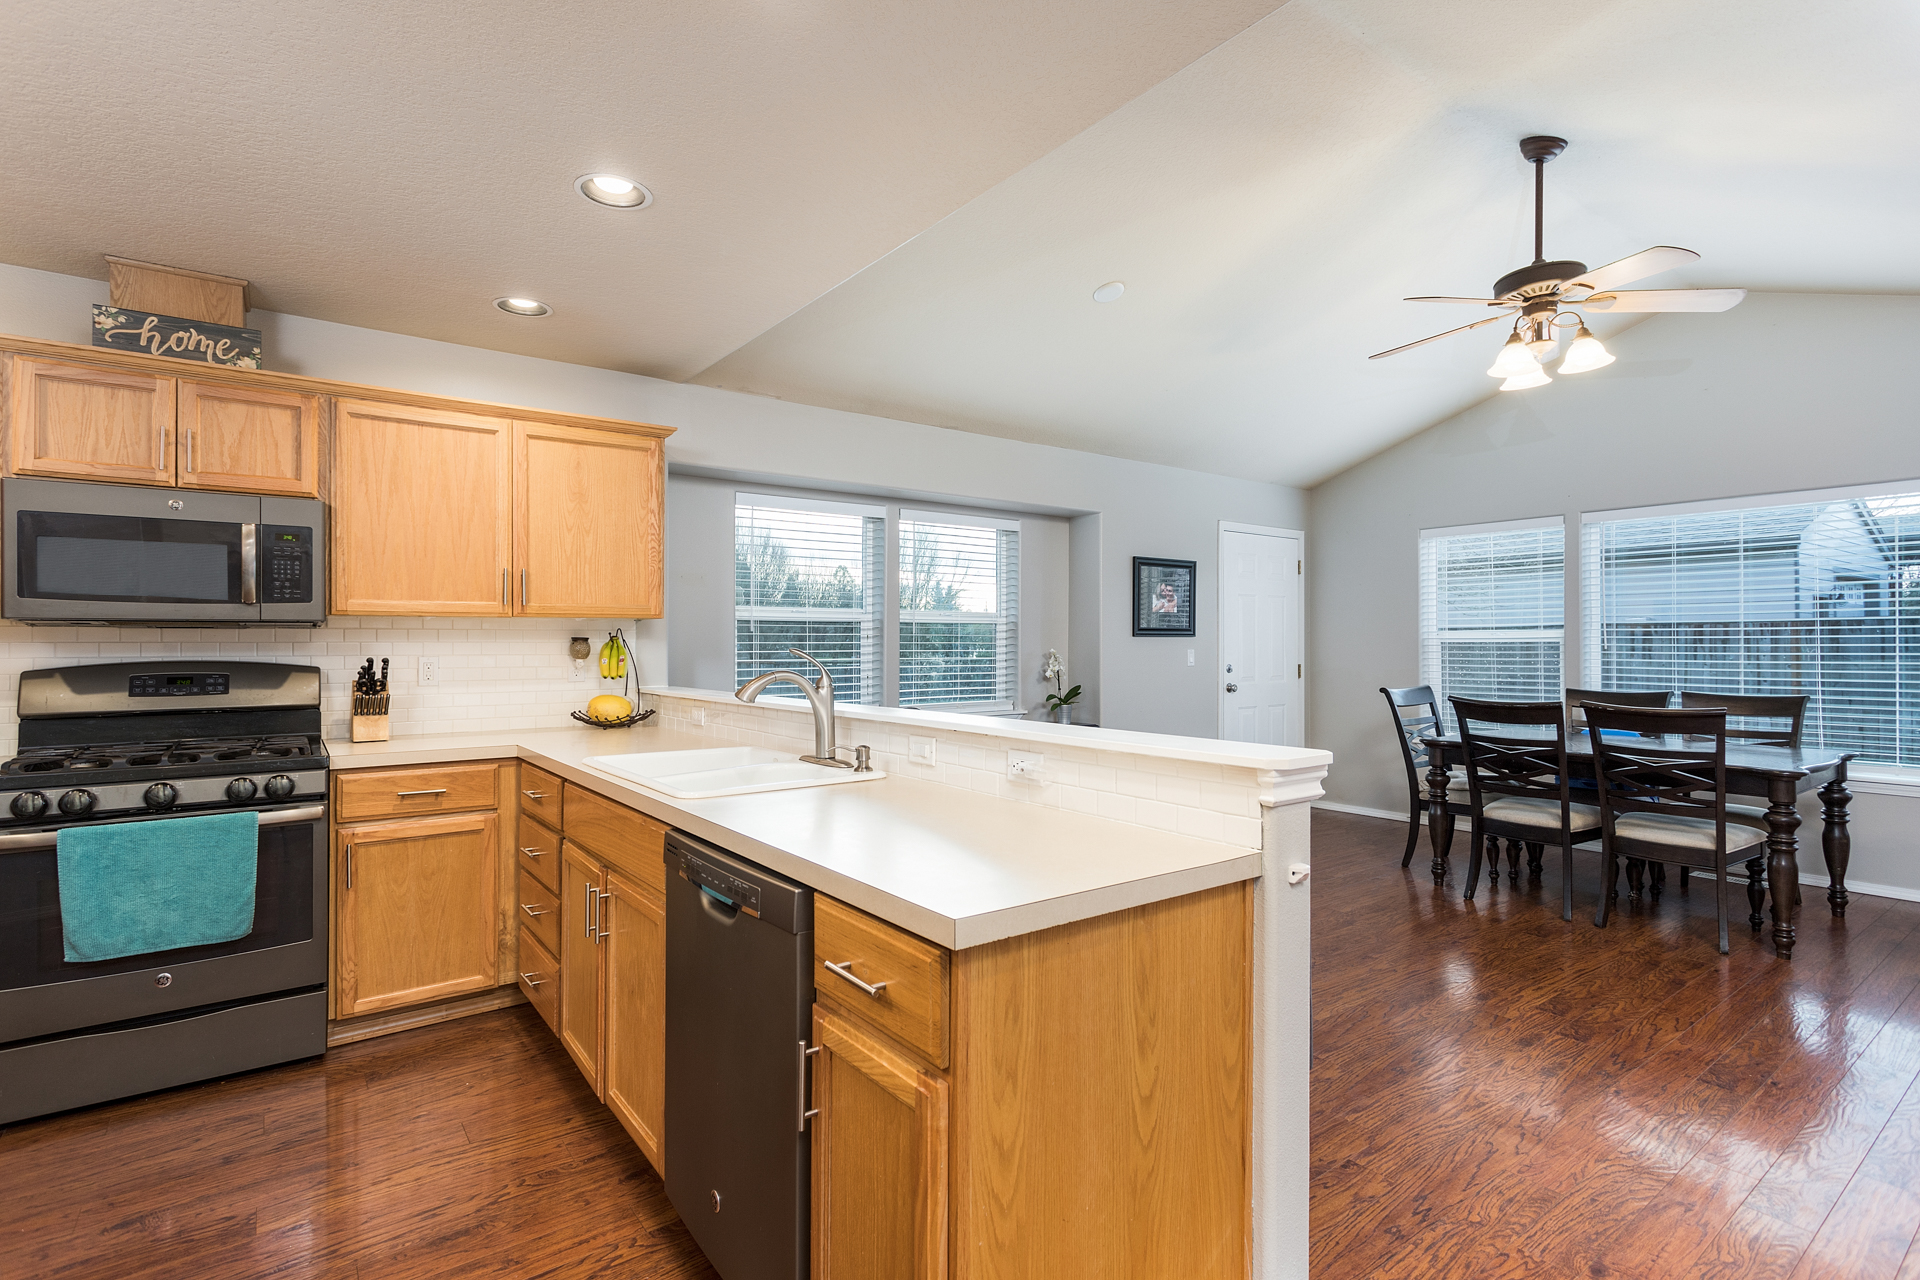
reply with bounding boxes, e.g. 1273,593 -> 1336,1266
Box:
1308,291 -> 1920,898
0,261 -> 1301,736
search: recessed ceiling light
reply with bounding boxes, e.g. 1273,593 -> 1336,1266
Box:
495,297 -> 551,317
576,173 -> 653,209
1092,281 -> 1125,303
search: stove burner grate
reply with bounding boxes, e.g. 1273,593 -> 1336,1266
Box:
0,735 -> 321,777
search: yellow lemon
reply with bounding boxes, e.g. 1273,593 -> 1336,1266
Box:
587,694 -> 633,723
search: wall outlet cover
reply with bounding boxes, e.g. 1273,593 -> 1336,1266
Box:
1187,648 -> 1195,666
909,736 -> 936,766
418,656 -> 438,684
1007,753 -> 1045,782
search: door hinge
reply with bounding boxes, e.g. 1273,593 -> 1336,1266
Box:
1297,560 -> 1302,574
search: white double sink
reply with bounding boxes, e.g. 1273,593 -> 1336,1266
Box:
582,746 -> 888,799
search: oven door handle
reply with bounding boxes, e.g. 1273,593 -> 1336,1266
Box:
0,804 -> 326,853
241,523 -> 259,606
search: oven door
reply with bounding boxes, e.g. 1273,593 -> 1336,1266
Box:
3,478 -> 261,623
0,804 -> 328,1045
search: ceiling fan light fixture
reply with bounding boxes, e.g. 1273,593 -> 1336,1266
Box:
1486,333 -> 1539,379
1499,368 -> 1552,392
1558,324 -> 1615,374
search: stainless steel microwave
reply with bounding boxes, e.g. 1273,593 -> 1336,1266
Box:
3,478 -> 325,625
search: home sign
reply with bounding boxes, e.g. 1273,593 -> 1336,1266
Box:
91,305 -> 262,369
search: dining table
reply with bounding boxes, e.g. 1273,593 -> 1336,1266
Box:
1419,728 -> 1854,957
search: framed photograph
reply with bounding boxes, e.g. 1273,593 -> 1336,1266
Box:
1132,557 -> 1196,636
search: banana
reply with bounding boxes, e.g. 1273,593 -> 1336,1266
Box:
615,642 -> 627,679
598,638 -> 614,679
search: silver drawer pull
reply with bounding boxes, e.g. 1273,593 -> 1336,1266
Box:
523,790 -> 547,799
823,960 -> 888,997
520,846 -> 545,857
520,903 -> 547,918
395,788 -> 447,797
519,972 -> 544,988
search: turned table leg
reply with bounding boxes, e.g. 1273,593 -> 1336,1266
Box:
1426,756 -> 1452,885
1766,777 -> 1801,957
1821,766 -> 1852,917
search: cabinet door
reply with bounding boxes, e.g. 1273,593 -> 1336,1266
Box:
177,379 -> 321,496
513,421 -> 665,618
332,398 -> 511,615
7,355 -> 176,484
559,841 -> 607,1095
811,1006 -> 949,1280
603,870 -> 666,1174
336,813 -> 499,1018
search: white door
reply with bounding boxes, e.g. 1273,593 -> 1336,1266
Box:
1220,526 -> 1303,746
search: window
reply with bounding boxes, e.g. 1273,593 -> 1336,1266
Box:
898,511 -> 1019,710
1419,520 -> 1565,727
1583,486 -> 1920,766
735,496 -> 884,704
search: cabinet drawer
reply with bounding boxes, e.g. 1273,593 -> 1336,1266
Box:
814,896 -> 951,1069
518,764 -> 563,827
336,762 -> 501,822
517,927 -> 560,1034
516,814 -> 561,893
563,783 -> 667,896
516,867 -> 561,957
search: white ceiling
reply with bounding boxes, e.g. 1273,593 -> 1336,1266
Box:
6,1 -> 1918,488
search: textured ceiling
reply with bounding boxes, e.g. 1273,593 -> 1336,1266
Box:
0,0 -> 1279,379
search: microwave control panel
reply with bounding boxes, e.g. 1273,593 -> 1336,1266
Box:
260,525 -> 314,604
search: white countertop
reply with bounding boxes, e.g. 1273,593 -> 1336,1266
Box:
327,724 -> 1269,949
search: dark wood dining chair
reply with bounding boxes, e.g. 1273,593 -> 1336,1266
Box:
1584,702 -> 1770,954
1674,692 -> 1808,893
1564,688 -> 1671,730
1380,685 -> 1471,868
1451,697 -> 1604,921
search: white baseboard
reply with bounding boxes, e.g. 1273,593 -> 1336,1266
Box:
1312,802 -> 1920,904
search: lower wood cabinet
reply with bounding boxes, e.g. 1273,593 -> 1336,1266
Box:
559,841 -> 606,1094
334,811 -> 499,1018
810,1006 -> 949,1280
602,870 -> 667,1171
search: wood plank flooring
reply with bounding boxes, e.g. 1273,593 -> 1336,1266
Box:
0,1004 -> 718,1280
1312,809 -> 1920,1280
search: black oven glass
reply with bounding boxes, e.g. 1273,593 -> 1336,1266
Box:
16,511 -> 242,604
0,819 -> 314,991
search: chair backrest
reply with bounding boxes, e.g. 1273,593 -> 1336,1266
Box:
1581,702 -> 1730,829
1676,691 -> 1807,747
1450,697 -> 1571,811
1379,685 -> 1441,782
1565,687 -> 1670,730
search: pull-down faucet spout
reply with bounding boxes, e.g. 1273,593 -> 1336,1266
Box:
734,648 -> 853,768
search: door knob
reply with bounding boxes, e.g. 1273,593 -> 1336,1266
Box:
1225,683 -> 1239,693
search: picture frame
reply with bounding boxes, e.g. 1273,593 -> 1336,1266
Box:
1132,557 -> 1196,636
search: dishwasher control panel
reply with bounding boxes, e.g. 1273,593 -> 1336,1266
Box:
680,851 -> 763,918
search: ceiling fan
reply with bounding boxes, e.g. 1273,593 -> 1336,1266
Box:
1370,136 -> 1746,389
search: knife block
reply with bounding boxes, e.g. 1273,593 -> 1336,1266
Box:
350,693 -> 390,743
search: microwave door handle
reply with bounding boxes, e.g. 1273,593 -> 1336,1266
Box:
240,523 -> 258,605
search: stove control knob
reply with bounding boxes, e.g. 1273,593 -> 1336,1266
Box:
58,789 -> 96,816
264,774 -> 296,801
143,783 -> 179,810
225,777 -> 259,802
10,791 -> 48,819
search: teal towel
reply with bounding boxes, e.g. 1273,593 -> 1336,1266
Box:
56,812 -> 260,962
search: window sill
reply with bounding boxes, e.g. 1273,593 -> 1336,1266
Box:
1844,766 -> 1920,799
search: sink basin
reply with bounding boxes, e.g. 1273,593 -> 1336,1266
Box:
581,747 -> 887,799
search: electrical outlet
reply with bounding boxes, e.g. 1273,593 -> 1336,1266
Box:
419,656 -> 438,684
691,708 -> 708,726
909,736 -> 936,767
570,661 -> 586,681
1007,753 -> 1045,782
1187,648 -> 1195,666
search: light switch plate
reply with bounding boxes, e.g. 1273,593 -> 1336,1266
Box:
1187,648 -> 1195,666
909,736 -> 936,766
419,656 -> 438,684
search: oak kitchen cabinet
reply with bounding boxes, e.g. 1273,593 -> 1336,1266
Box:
514,420 -> 665,617
6,353 -> 321,495
332,762 -> 503,1019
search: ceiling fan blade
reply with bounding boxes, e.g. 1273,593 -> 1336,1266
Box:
1404,296 -> 1507,305
1581,288 -> 1747,313
1566,246 -> 1700,293
1369,310 -> 1515,359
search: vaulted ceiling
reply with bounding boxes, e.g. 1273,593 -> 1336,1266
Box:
5,1 -> 1917,487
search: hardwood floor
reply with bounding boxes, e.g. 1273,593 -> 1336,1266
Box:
1312,809 -> 1920,1280
0,1005 -> 718,1280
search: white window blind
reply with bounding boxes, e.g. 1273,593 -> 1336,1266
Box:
1583,491 -> 1920,765
898,511 -> 1019,710
735,496 -> 883,705
1419,521 -> 1565,727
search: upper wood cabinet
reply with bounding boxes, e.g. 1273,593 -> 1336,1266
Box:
177,380 -> 321,497
7,355 -> 177,485
331,398 -> 514,615
514,421 -> 665,618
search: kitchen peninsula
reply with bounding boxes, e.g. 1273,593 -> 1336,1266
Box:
326,688 -> 1327,1280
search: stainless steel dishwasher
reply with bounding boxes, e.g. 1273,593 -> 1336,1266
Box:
665,829 -> 814,1280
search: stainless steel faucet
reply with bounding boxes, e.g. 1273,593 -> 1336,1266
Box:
734,648 -> 854,768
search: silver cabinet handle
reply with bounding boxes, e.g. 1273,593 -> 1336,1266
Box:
521,569 -> 528,608
185,428 -> 193,474
520,845 -> 545,858
799,1041 -> 821,1130
519,971 -> 544,988
240,523 -> 258,605
823,960 -> 888,997
502,568 -> 508,607
523,790 -> 547,799
597,889 -> 612,940
395,788 -> 447,797
585,882 -> 595,938
520,903 -> 547,918
344,845 -> 352,889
